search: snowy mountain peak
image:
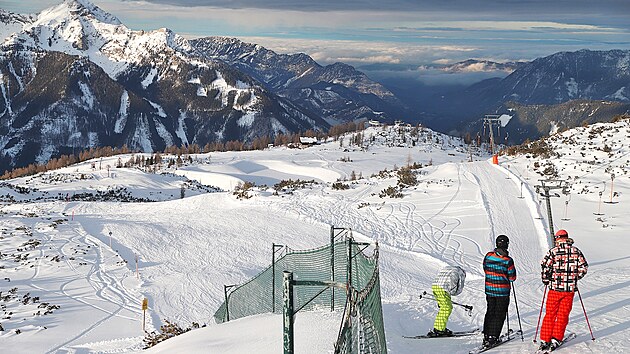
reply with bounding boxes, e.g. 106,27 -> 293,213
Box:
0,10 -> 34,43
0,9 -> 34,24
15,0 -> 125,55
57,0 -> 122,25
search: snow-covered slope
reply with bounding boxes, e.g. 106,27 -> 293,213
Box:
0,10 -> 33,43
0,121 -> 629,354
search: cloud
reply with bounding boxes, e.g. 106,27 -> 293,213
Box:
236,36 -> 481,66
5,0 -> 629,84
123,0 -> 630,17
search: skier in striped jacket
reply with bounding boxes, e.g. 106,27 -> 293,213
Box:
538,229 -> 588,351
481,234 -> 517,347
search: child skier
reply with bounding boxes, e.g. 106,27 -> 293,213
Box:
427,265 -> 467,337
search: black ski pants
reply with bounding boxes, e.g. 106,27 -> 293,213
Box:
483,295 -> 510,338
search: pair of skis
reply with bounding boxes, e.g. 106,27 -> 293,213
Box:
469,330 -> 577,354
406,329 -> 576,353
403,328 -> 520,353
468,329 -> 522,354
403,328 -> 479,339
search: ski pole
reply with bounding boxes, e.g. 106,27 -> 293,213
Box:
420,291 -> 473,315
512,285 -> 524,341
533,285 -> 547,343
506,309 -> 510,337
420,291 -> 474,310
577,287 -> 595,341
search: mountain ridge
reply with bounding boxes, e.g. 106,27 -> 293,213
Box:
190,36 -> 406,125
424,49 -> 630,140
0,1 -> 334,171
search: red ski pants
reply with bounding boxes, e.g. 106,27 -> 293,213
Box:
540,289 -> 574,342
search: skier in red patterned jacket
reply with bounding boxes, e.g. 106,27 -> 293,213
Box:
538,229 -> 588,351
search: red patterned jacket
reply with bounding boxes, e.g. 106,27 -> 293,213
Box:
541,238 -> 588,292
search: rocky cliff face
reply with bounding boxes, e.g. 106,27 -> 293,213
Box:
191,36 -> 407,125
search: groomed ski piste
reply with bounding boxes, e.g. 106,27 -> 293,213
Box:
0,122 -> 628,353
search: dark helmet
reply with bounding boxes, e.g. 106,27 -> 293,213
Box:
496,235 -> 509,249
554,229 -> 569,239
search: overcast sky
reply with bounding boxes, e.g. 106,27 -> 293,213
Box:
2,0 -> 630,73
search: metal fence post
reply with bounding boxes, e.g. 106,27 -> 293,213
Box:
224,285 -> 230,322
330,225 -> 335,311
272,243 -> 284,313
347,238 -> 353,292
273,243 -> 277,313
283,271 -> 294,354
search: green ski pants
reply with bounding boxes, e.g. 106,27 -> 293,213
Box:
432,284 -> 453,331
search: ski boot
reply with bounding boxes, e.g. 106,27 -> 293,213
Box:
482,335 -> 498,348
550,338 -> 562,350
538,341 -> 551,351
427,328 -> 453,337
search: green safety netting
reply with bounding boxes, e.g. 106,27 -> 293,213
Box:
213,230 -> 386,354
334,247 -> 386,354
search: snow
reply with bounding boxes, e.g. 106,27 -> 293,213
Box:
147,312 -> 340,354
1,123 -> 629,353
236,111 -> 256,127
608,86 -> 628,101
566,78 -> 578,98
88,131 -> 99,147
146,100 -> 167,118
115,90 -> 129,134
209,70 -> 255,109
498,114 -> 512,128
141,67 -> 158,89
0,73 -> 11,115
152,116 -> 174,147
7,61 -> 25,92
78,81 -> 94,109
175,111 -> 189,146
0,21 -> 24,43
235,80 -> 250,89
130,114 -> 153,153
195,86 -> 207,97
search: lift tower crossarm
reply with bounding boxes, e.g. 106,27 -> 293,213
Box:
534,179 -> 570,247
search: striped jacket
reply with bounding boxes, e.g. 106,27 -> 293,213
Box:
541,238 -> 588,292
483,249 -> 517,297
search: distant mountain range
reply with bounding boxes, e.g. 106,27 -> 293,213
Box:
1,0 -> 629,171
423,49 -> 630,141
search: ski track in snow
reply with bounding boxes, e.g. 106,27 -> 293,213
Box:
251,160 -> 574,352
0,202 -> 146,353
